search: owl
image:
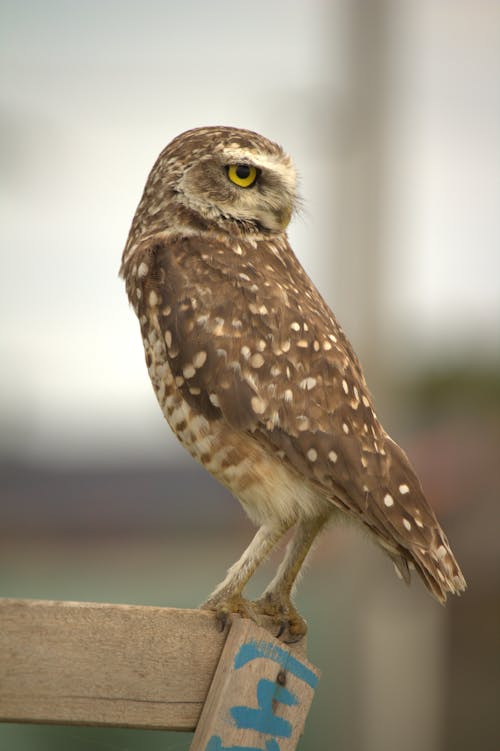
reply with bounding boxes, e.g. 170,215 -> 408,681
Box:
120,126 -> 466,642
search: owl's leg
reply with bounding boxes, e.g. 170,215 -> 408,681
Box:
253,513 -> 329,642
201,520 -> 291,631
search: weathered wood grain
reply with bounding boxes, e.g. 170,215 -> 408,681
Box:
0,598 -> 311,734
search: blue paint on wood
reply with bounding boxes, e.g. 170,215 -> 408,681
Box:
234,640 -> 318,689
230,677 -> 298,737
204,636 -> 318,750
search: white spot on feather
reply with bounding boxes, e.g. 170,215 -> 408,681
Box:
183,364 -> 196,379
250,353 -> 265,368
193,351 -> 207,368
384,494 -> 394,507
297,415 -> 310,431
251,396 -> 266,414
436,544 -> 447,560
300,377 -> 317,391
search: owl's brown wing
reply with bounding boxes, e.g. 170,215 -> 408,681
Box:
126,233 -> 465,601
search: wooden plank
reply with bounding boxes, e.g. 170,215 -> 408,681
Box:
0,598 -> 225,730
0,598 -> 309,732
191,617 -> 320,751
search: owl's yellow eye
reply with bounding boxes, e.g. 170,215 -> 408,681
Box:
227,164 -> 259,188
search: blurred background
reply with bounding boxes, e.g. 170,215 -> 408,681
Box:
1,1 -> 499,749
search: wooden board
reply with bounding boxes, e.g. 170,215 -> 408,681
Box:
0,598 -> 311,733
191,617 -> 320,751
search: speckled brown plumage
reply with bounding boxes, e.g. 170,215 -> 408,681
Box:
120,126 -> 466,640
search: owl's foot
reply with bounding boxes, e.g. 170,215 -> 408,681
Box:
201,594 -> 258,633
252,592 -> 308,644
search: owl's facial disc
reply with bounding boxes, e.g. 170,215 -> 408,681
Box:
178,144 -> 297,233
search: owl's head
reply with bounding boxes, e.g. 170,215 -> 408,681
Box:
131,126 -> 298,243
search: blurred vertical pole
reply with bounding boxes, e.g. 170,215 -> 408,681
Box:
359,582 -> 446,751
327,0 -> 443,751
325,0 -> 391,404
320,3 -> 445,751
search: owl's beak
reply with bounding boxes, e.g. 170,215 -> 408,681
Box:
254,201 -> 294,232
275,204 -> 293,231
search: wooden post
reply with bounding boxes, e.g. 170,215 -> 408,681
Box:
191,617 -> 319,751
0,598 -> 319,749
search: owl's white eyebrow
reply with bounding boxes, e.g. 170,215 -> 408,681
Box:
221,148 -> 296,183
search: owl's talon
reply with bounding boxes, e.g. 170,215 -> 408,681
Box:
252,593 -> 308,643
216,610 -> 229,632
276,620 -> 287,640
281,619 -> 308,644
201,594 -> 257,632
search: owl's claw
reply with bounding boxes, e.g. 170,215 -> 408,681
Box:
276,620 -> 287,640
252,592 -> 308,644
201,594 -> 258,632
201,592 -> 307,643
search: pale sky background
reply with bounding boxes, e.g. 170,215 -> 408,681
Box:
1,0 -> 499,465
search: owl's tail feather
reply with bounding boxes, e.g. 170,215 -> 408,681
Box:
410,536 -> 467,604
373,437 -> 467,604
391,536 -> 467,605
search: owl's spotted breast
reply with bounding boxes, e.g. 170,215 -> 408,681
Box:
124,234 -> 329,528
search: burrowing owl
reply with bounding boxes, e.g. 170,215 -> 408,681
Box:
120,126 -> 465,641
